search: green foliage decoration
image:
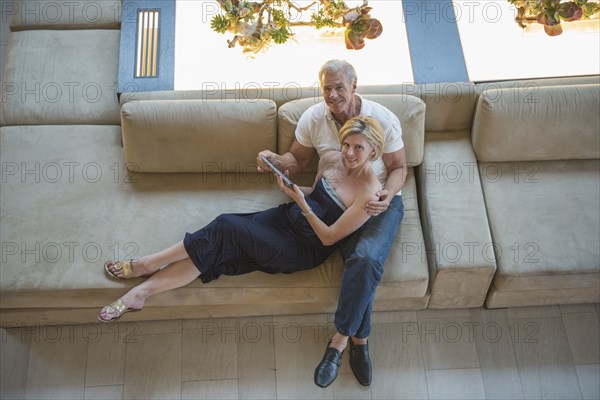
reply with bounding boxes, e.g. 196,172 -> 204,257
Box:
508,0 -> 599,36
211,0 -> 382,54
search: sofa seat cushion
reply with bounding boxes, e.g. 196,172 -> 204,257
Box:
8,0 -> 121,30
1,30 -> 120,126
278,94 -> 425,171
480,160 -> 600,292
121,99 -> 277,172
1,126 -> 428,315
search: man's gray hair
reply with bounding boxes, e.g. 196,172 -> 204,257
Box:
318,60 -> 358,86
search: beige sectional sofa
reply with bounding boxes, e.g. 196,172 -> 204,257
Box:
1,0 -> 599,326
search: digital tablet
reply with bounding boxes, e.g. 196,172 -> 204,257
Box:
261,156 -> 294,188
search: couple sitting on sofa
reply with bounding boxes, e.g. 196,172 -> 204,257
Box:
99,59 -> 407,388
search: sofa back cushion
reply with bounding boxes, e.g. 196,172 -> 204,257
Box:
278,94 -> 426,171
123,86 -> 448,133
1,30 -> 121,126
472,84 -> 600,162
121,99 -> 277,172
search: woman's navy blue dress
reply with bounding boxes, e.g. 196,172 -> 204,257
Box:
183,178 -> 346,283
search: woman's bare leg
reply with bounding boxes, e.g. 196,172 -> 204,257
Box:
99,257 -> 200,320
106,240 -> 189,278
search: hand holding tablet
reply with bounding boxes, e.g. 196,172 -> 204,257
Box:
260,156 -> 295,188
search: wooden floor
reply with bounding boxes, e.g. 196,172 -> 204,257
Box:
1,304 -> 599,400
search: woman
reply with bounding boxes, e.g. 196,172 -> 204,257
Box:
98,116 -> 385,322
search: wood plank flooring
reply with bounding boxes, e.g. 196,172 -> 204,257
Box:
1,304 -> 598,400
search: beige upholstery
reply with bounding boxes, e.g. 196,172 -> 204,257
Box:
417,131 -> 496,308
1,10 -> 598,324
472,84 -> 600,162
475,83 -> 600,308
8,0 -> 121,30
414,82 -> 477,132
484,286 -> 600,308
481,160 -> 599,303
119,84 -> 418,108
475,75 -> 600,92
121,100 -> 278,172
1,30 -> 120,126
120,84 -> 474,134
0,125 -> 429,324
277,94 -> 426,171
383,169 -> 429,296
0,297 -> 431,326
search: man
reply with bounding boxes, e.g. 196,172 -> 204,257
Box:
258,59 -> 406,388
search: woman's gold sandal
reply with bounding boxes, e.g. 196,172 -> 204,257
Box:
97,299 -> 140,323
104,259 -> 137,279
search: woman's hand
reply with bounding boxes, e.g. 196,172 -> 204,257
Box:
276,172 -> 304,203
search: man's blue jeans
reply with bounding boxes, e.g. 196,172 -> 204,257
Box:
334,195 -> 404,338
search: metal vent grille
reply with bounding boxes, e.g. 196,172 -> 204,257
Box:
135,9 -> 160,78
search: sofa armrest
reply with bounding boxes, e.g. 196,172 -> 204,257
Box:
417,131 -> 496,308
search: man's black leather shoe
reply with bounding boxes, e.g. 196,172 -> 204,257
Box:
349,340 -> 372,386
314,343 -> 343,388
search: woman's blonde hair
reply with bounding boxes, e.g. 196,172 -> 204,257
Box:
338,116 -> 385,161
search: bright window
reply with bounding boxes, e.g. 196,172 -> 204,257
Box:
174,0 -> 414,90
455,0 -> 600,81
